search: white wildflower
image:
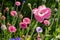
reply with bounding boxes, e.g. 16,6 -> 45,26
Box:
1,24 -> 7,30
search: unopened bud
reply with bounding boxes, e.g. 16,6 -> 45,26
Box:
5,7 -> 9,11
19,14 -> 23,19
7,22 -> 11,26
28,3 -> 31,9
54,8 -> 58,12
1,16 -> 6,20
26,35 -> 31,40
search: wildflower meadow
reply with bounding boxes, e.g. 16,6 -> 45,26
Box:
0,0 -> 59,40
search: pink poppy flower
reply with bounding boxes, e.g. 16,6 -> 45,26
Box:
32,5 -> 51,23
10,11 -> 17,16
43,20 -> 50,26
8,25 -> 16,33
19,22 -> 27,29
23,18 -> 31,24
15,1 -> 21,6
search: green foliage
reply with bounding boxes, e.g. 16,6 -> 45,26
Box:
0,0 -> 59,40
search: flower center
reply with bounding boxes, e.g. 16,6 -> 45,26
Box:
40,13 -> 43,14
38,29 -> 41,31
21,24 -> 25,27
11,28 -> 14,31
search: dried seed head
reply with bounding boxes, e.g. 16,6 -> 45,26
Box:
5,7 -> 9,11
1,24 -> 7,30
7,22 -> 11,26
1,15 -> 6,20
19,14 -> 23,19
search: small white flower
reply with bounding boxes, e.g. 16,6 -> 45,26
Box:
36,27 -> 43,33
56,35 -> 60,39
55,0 -> 59,2
1,24 -> 7,30
42,0 -> 46,3
54,8 -> 58,12
51,38 -> 54,40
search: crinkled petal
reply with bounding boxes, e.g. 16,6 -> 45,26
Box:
43,8 -> 51,19
34,15 -> 44,23
32,8 -> 38,15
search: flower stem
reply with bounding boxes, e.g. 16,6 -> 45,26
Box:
58,0 -> 60,27
30,22 -> 38,38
